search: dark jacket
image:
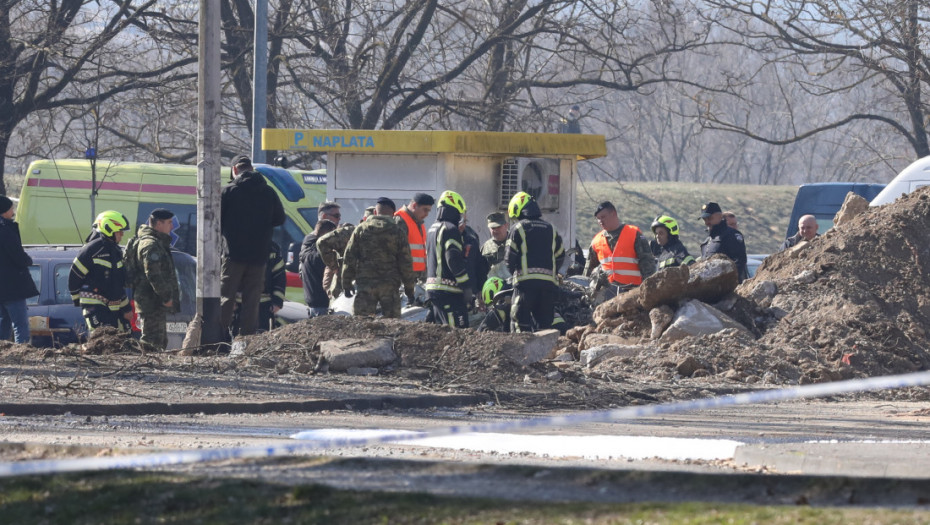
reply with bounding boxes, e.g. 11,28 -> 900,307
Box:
220,170 -> 286,264
781,232 -> 819,251
700,222 -> 748,281
425,205 -> 469,294
653,236 -> 695,269
0,216 -> 39,302
299,232 -> 329,308
505,200 -> 564,285
68,230 -> 129,309
262,243 -> 286,308
462,225 -> 488,294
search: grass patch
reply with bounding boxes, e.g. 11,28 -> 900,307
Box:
575,181 -> 798,254
0,471 -> 926,524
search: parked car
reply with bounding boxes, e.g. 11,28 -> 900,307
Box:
23,245 -> 306,348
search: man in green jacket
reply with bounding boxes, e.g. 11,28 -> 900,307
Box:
125,209 -> 180,350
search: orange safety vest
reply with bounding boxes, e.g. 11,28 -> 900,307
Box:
591,225 -> 643,285
395,207 -> 427,272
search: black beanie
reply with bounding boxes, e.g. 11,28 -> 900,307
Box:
0,196 -> 12,215
150,208 -> 175,221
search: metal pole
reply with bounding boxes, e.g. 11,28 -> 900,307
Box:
251,0 -> 268,164
197,0 -> 225,345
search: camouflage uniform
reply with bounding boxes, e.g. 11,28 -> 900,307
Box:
341,215 -> 415,318
125,225 -> 180,350
481,238 -> 510,281
317,224 -> 354,298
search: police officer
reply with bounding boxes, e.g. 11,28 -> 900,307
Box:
481,212 -> 510,281
505,191 -> 564,333
69,211 -> 132,333
699,201 -> 748,281
342,198 -> 415,318
394,193 -> 433,283
124,208 -> 180,350
650,215 -> 695,270
425,191 -> 471,328
583,201 -> 655,293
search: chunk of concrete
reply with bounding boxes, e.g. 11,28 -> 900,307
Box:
592,288 -> 641,325
580,344 -> 641,367
579,333 -> 632,352
833,192 -> 869,229
684,256 -> 739,304
320,338 -> 397,372
639,265 -> 690,310
505,329 -> 560,366
661,299 -> 751,342
747,280 -> 777,308
649,305 -> 675,339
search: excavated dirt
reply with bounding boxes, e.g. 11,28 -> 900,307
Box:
3,186 -> 930,410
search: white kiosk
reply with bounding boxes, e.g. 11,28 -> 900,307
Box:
262,129 -> 607,248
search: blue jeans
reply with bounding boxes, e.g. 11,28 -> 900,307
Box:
0,299 -> 30,344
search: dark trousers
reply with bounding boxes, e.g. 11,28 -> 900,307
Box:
220,258 -> 266,336
83,305 -> 129,332
511,280 -> 557,333
427,291 -> 469,328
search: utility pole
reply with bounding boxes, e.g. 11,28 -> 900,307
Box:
251,0 -> 268,164
197,0 -> 225,346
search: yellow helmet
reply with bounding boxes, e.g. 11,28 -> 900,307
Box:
651,215 -> 680,236
481,277 -> 504,305
438,190 -> 466,214
93,210 -> 130,238
508,191 -> 532,219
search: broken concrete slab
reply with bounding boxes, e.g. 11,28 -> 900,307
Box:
683,256 -> 739,304
505,329 -> 560,366
592,288 -> 641,325
649,305 -> 675,340
579,333 -> 636,352
580,344 -> 642,367
834,192 -> 869,229
320,338 -> 397,372
639,265 -> 689,310
661,299 -> 752,342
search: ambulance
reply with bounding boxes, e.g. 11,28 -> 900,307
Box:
16,159 -> 327,301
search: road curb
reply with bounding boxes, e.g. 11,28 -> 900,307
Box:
0,393 -> 489,417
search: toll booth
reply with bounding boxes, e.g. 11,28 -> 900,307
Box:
262,129 -> 607,248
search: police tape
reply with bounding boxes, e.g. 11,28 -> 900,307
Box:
2,369 -> 930,478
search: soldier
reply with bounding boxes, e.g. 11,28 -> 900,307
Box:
342,198 -> 416,318
394,193 -> 434,282
69,210 -> 132,333
505,192 -> 564,332
699,201 -> 748,282
481,212 -> 510,281
300,219 -> 338,317
285,202 -> 340,273
124,209 -> 180,350
425,191 -> 471,328
583,201 -> 655,295
317,222 -> 355,299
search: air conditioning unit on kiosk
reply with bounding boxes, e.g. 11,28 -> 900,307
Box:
498,157 -> 560,211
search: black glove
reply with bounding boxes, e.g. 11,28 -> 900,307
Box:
405,288 -> 415,305
343,287 -> 354,298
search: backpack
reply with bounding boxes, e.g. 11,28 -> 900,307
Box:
123,235 -> 144,290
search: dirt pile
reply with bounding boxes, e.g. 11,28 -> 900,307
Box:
584,185 -> 930,387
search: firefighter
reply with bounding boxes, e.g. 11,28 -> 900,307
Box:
650,215 -> 695,270
68,210 -> 132,333
425,191 -> 471,328
394,193 -> 434,282
505,191 -> 564,333
583,201 -> 655,294
477,277 -> 510,332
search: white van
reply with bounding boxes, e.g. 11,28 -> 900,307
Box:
870,156 -> 930,206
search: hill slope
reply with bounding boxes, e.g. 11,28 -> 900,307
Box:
575,181 -> 798,255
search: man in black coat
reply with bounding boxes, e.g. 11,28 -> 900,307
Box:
220,155 -> 285,337
299,219 -> 337,317
698,202 -> 748,282
0,196 -> 39,343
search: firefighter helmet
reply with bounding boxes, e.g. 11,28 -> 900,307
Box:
438,190 -> 466,214
508,191 -> 532,219
93,210 -> 130,238
651,215 -> 680,236
481,277 -> 504,305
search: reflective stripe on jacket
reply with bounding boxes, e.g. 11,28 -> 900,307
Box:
395,208 -> 427,272
591,225 -> 643,285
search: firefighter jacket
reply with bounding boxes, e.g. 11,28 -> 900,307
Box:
425,205 -> 469,294
700,222 -> 748,282
68,230 -> 129,312
342,215 -> 415,292
653,236 -> 695,270
505,200 -> 564,285
394,207 -> 427,274
125,224 -> 180,312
